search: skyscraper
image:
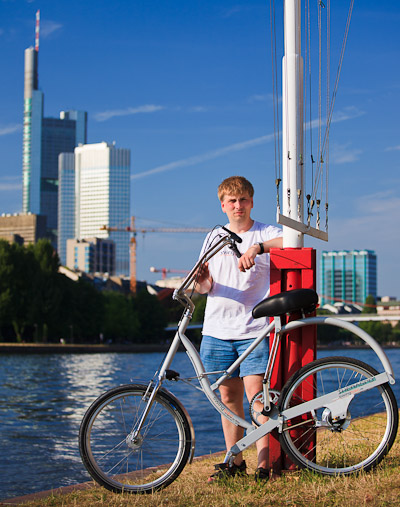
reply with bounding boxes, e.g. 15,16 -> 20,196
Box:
58,153 -> 75,265
23,11 -> 87,245
62,142 -> 131,275
320,250 -> 377,306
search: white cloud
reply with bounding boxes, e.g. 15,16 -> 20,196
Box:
94,104 -> 165,122
186,106 -> 209,113
40,20 -> 63,38
222,6 -> 244,18
247,94 -> 273,103
331,106 -> 365,123
385,145 -> 400,152
0,183 -> 22,191
0,124 -> 22,136
331,142 -> 362,164
0,177 -> 21,192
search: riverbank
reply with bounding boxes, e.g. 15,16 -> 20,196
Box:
2,416 -> 400,507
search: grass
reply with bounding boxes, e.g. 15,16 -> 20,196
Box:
19,412 -> 400,507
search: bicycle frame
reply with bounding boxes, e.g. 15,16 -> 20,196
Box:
131,232 -> 396,465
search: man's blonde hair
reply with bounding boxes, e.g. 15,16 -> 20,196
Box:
217,176 -> 254,202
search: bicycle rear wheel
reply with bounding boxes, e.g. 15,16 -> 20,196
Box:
79,384 -> 193,493
278,357 -> 398,475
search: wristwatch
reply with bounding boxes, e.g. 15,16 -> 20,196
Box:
255,242 -> 264,255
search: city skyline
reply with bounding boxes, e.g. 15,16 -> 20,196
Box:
0,0 -> 399,297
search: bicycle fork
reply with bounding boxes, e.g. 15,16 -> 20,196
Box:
126,329 -> 183,446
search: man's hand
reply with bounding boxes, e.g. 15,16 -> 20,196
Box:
237,237 -> 283,272
238,245 -> 259,272
195,262 -> 213,293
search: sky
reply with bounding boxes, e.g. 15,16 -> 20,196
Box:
0,0 -> 399,299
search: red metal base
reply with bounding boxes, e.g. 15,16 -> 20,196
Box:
267,247 -> 317,473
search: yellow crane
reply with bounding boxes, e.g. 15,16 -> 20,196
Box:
101,217 -> 209,293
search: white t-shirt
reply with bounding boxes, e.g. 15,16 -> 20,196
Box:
200,221 -> 283,340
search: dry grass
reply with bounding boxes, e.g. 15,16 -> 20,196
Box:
18,413 -> 400,507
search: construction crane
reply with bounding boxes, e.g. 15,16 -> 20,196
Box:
150,267 -> 189,280
101,217 -> 209,293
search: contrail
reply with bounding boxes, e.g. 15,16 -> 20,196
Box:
130,105 -> 364,180
131,133 -> 275,180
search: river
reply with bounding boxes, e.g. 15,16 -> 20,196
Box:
0,348 -> 399,500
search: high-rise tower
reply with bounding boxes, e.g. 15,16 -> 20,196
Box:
74,142 -> 131,275
22,10 -> 87,245
58,142 -> 131,275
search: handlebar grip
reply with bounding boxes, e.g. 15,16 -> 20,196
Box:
221,226 -> 242,243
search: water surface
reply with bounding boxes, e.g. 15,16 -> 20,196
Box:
0,348 -> 399,500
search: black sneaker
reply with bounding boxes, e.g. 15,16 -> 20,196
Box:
207,460 -> 247,483
254,467 -> 270,481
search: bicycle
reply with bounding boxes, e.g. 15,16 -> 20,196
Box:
79,228 -> 398,494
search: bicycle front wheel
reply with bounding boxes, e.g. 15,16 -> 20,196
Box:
79,384 -> 193,493
278,357 -> 398,475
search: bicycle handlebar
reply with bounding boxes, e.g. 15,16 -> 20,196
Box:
221,226 -> 242,244
173,228 -> 241,306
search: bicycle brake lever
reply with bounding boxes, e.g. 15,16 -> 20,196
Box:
229,243 -> 242,258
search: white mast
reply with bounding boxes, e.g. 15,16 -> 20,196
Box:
282,0 -> 304,248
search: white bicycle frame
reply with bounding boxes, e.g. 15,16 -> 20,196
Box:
131,233 -> 396,465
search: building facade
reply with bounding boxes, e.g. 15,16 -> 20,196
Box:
0,213 -> 47,245
60,142 -> 130,275
57,153 -> 75,265
320,250 -> 377,306
23,44 -> 87,246
66,237 -> 116,274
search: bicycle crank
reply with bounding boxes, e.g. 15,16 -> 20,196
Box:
249,389 -> 280,426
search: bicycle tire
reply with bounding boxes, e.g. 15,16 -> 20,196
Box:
278,356 -> 398,475
79,383 -> 193,493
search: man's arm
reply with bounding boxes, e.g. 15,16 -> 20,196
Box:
194,262 -> 213,294
238,237 -> 283,272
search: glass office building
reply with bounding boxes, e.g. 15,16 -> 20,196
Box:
23,46 -> 87,246
58,153 -> 75,265
320,250 -> 377,305
73,142 -> 131,276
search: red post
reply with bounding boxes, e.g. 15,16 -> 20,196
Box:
268,247 -> 317,474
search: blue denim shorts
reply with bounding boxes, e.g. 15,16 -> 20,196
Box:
200,335 -> 269,378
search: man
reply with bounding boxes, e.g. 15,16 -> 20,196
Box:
196,176 -> 283,482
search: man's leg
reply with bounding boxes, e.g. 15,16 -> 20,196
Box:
243,374 -> 269,469
219,377 -> 245,465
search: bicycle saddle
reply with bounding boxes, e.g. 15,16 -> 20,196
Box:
252,288 -> 318,318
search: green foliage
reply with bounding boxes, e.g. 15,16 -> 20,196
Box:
359,320 -> 394,344
362,294 -> 377,314
192,295 -> 206,323
133,289 -> 168,343
0,239 -> 169,344
316,306 -> 399,345
102,291 -> 140,342
0,240 -> 37,341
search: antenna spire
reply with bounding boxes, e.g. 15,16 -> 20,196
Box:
35,9 -> 40,52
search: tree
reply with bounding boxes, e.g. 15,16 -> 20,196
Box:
133,289 -> 168,343
102,291 -> 140,342
0,240 -> 37,341
27,240 -> 63,341
362,295 -> 377,314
